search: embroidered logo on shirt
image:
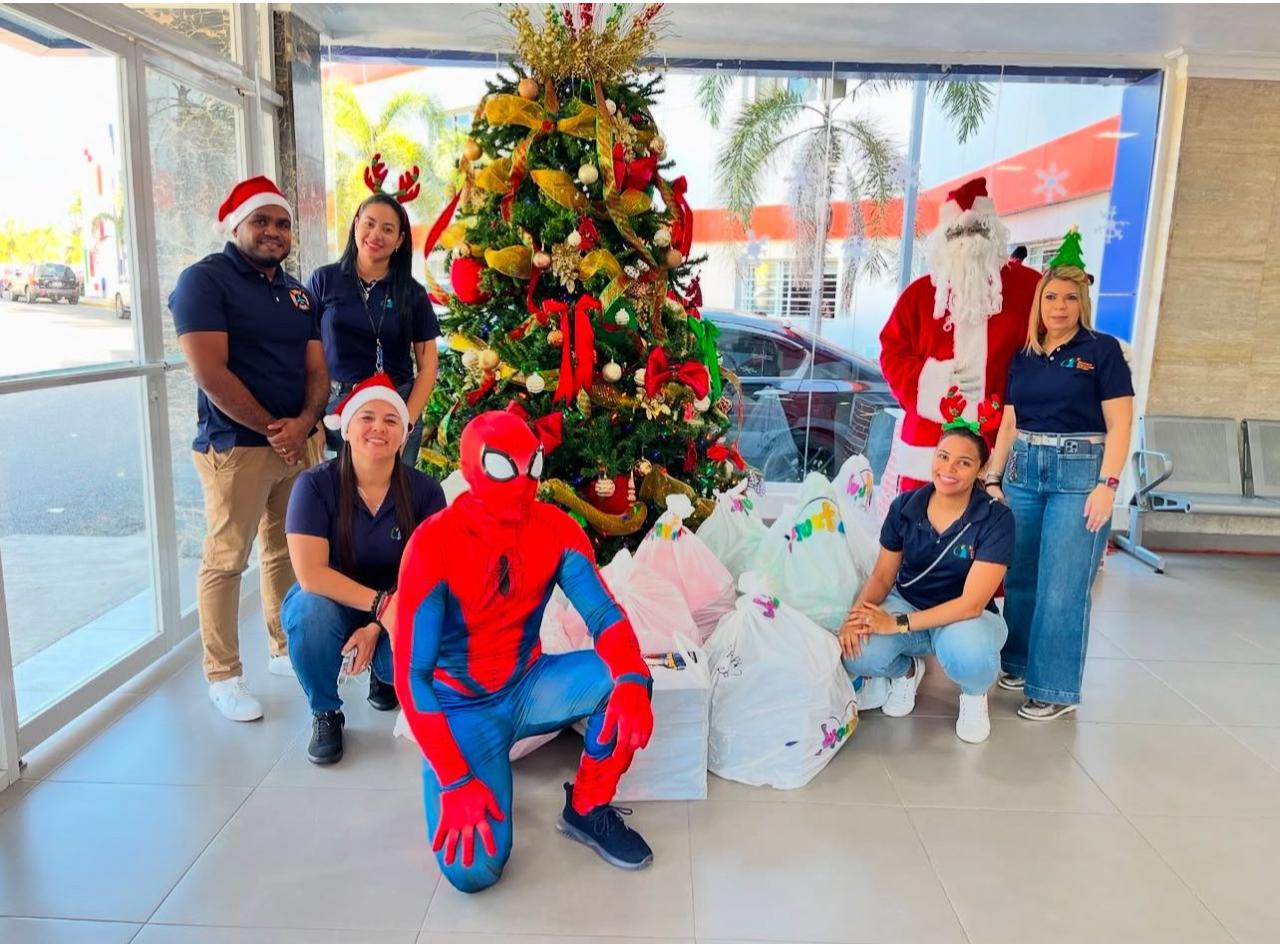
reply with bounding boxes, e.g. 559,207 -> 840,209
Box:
391,526 -> 402,541
1060,357 -> 1094,372
953,543 -> 974,559
288,287 -> 312,311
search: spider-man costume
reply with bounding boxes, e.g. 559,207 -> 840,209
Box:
393,410 -> 654,893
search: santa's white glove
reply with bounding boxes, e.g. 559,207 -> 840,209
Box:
951,362 -> 984,404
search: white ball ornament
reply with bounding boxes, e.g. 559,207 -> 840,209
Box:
634,368 -> 646,385
460,349 -> 479,369
650,135 -> 666,154
478,349 -> 500,370
455,240 -> 471,258
525,373 -> 546,394
577,164 -> 599,185
605,99 -> 617,115
602,361 -> 623,383
614,310 -> 631,326
694,396 -> 711,413
532,251 -> 552,270
566,229 -> 582,249
653,227 -> 672,248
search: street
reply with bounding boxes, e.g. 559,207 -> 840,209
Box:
0,295 -> 135,377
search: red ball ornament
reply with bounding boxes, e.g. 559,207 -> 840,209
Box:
450,256 -> 489,304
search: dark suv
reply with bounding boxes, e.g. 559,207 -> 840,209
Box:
8,262 -> 80,304
705,308 -> 898,482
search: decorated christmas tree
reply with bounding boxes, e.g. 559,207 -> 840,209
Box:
414,3 -> 747,554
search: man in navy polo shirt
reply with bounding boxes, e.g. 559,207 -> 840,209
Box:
171,176 -> 330,722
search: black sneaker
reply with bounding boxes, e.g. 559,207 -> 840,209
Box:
367,671 -> 398,711
556,781 -> 653,870
308,710 -> 345,764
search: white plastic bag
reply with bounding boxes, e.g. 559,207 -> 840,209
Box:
752,472 -> 860,630
439,468 -> 469,506
833,453 -> 882,581
707,575 -> 857,789
559,547 -> 700,656
612,633 -> 711,801
696,479 -> 769,580
633,495 -> 736,642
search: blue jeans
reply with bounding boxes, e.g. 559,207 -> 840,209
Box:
1002,438 -> 1110,705
421,650 -> 619,893
841,590 -> 1008,695
324,379 -> 423,467
281,584 -> 392,713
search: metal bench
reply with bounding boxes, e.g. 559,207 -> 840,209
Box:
1114,415 -> 1280,573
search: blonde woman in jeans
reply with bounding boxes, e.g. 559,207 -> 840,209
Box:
986,229 -> 1133,721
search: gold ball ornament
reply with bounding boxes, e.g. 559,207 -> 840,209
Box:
602,361 -> 623,383
665,249 -> 685,268
532,251 -> 552,270
548,328 -> 564,346
614,310 -> 631,326
460,349 -> 479,369
653,227 -> 672,248
478,349 -> 500,370
650,135 -> 666,155
462,139 -> 482,161
694,396 -> 711,413
525,373 -> 546,394
636,458 -> 653,476
517,77 -> 539,100
577,164 -> 599,185
566,230 -> 582,249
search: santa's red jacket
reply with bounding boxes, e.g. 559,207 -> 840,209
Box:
879,262 -> 1042,488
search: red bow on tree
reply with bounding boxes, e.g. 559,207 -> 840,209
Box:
707,441 -> 747,470
645,346 -> 710,400
553,296 -> 600,404
667,275 -> 702,319
667,176 -> 694,257
575,216 -> 600,251
612,143 -> 657,192
504,401 -> 565,454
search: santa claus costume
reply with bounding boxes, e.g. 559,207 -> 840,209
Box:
879,177 -> 1041,495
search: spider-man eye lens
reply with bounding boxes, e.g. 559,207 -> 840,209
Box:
527,447 -> 544,479
481,447 -> 519,482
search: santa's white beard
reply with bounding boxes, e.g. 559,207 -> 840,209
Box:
926,212 -> 1011,325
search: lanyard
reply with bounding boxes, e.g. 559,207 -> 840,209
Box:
898,496 -> 996,589
357,276 -> 391,374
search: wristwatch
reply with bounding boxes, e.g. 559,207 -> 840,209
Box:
894,612 -> 911,634
1097,476 -> 1120,490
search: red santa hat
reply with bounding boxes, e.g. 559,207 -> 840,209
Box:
216,176 -> 293,235
323,373 -> 411,445
938,176 -> 996,223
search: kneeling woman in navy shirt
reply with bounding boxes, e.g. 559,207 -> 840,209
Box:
283,375 -> 444,764
986,229 -> 1133,722
841,415 -> 1014,744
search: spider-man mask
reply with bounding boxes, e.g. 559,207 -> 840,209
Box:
459,410 -> 545,524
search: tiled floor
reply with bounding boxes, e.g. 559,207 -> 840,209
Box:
2,551 -> 1279,944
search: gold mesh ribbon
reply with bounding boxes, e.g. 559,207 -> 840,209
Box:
531,169 -> 588,211
475,157 -> 514,193
593,83 -> 656,268
638,468 -> 716,521
540,478 -> 649,535
579,248 -> 622,281
484,245 -> 533,279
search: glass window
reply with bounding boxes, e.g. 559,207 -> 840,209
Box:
0,377 -> 159,721
0,14 -> 134,376
127,4 -> 236,61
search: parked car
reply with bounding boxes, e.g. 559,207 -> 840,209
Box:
7,262 -> 80,304
704,308 -> 899,482
115,272 -> 132,319
0,264 -> 23,294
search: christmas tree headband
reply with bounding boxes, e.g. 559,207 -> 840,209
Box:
1047,225 -> 1087,271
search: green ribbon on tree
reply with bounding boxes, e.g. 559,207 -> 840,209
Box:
686,316 -> 722,401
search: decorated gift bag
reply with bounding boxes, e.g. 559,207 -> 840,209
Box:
696,478 -> 769,580
752,472 -> 861,630
833,453 -> 882,581
707,576 -> 857,789
633,494 -> 736,642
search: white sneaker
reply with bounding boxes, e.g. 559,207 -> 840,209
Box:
882,657 -> 925,718
208,677 -> 264,722
956,694 -> 991,743
857,675 -> 891,711
268,655 -> 296,678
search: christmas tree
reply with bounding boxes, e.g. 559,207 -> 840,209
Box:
414,3 -> 747,554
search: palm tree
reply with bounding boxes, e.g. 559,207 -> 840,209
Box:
324,81 -> 466,252
697,73 -> 992,311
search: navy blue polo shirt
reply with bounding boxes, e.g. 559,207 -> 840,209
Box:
307,262 -> 439,386
285,459 -> 445,590
1006,329 -> 1134,434
170,244 -> 320,452
880,485 -> 1015,613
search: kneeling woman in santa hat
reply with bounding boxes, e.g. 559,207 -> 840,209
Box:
985,229 -> 1134,721
282,374 -> 445,763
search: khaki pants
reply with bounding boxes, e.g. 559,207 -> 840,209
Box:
192,432 -> 323,682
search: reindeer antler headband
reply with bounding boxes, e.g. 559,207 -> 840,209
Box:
363,153 -> 421,204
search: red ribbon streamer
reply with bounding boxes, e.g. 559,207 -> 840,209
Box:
684,441 -> 698,473
645,347 -> 710,400
553,296 -> 600,404
505,401 -> 566,454
422,189 -> 463,303
465,371 -> 496,407
668,176 -> 694,257
708,442 -> 747,471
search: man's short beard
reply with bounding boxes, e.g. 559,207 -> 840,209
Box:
926,211 -> 1010,325
239,241 -> 288,268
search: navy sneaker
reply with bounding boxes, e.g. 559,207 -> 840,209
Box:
367,671 -> 398,711
556,781 -> 653,870
307,710 -> 344,764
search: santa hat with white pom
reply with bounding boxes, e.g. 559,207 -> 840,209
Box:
323,373 -> 411,446
216,176 -> 293,236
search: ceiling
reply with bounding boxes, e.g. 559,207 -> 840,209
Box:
303,3 -> 1280,72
